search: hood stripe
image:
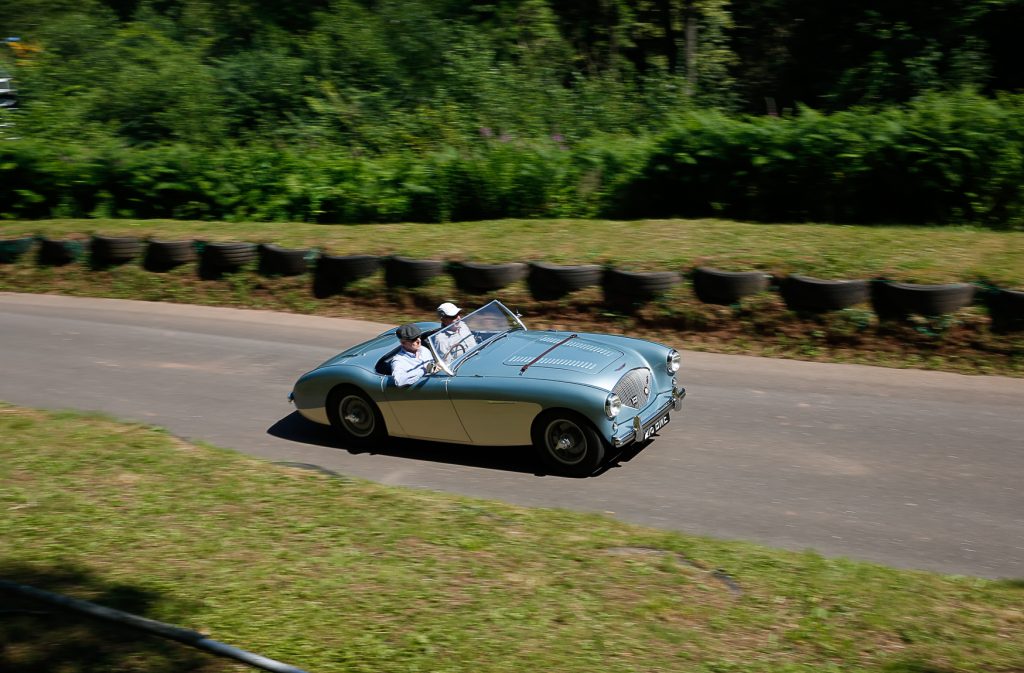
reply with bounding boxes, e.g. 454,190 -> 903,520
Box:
507,356 -> 597,370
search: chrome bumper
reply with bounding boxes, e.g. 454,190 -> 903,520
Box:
612,387 -> 686,448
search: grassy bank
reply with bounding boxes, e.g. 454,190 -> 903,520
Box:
2,403 -> 1022,673
1,218 -> 1022,376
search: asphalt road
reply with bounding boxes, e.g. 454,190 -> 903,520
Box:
2,293 -> 1021,578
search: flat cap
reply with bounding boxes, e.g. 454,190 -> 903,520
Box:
396,324 -> 423,341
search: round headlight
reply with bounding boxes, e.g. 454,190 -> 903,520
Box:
604,392 -> 622,419
667,349 -> 681,374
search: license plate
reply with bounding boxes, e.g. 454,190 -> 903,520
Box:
642,413 -> 670,441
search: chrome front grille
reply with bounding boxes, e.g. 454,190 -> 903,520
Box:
613,368 -> 652,409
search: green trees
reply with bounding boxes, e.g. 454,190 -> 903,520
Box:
1,0 -> 1022,226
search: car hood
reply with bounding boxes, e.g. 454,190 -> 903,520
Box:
457,330 -> 639,389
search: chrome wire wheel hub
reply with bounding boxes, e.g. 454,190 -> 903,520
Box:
340,396 -> 374,437
545,420 -> 586,465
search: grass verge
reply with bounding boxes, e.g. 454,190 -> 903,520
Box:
1,218 -> 1022,376
2,403 -> 1023,673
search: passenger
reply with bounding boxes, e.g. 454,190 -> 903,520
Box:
434,302 -> 477,362
390,323 -> 436,386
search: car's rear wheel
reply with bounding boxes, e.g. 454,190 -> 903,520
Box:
532,411 -> 606,477
327,387 -> 386,448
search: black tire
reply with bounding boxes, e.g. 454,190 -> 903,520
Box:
199,241 -> 257,279
602,268 -> 681,308
90,235 -> 142,268
448,261 -> 527,293
383,255 -> 445,288
37,238 -> 87,266
0,236 -> 34,264
691,266 -> 770,305
257,243 -> 311,277
985,286 -> 1024,332
870,280 -> 976,319
779,274 -> 870,312
313,254 -> 381,298
144,240 -> 197,272
326,386 -> 387,448
527,262 -> 603,300
531,410 -> 606,477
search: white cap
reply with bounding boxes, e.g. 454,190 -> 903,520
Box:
437,302 -> 462,317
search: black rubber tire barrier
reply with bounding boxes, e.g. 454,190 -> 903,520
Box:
870,280 -> 976,319
90,235 -> 142,268
198,241 -> 257,279
779,274 -> 870,312
602,268 -> 682,308
257,243 -> 312,277
0,236 -> 34,264
527,262 -> 603,300
448,261 -> 528,293
691,266 -> 770,305
143,240 -> 197,272
383,255 -> 445,288
985,286 -> 1024,332
313,254 -> 380,298
37,238 -> 87,266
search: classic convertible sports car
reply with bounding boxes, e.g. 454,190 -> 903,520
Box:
290,300 -> 686,476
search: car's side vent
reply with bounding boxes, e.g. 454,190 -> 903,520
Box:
613,368 -> 652,409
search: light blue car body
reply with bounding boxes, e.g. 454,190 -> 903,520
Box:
291,300 -> 685,449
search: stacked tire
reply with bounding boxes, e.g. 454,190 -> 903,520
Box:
383,256 -> 445,288
449,261 -> 527,294
602,268 -> 681,309
37,238 -> 87,266
527,262 -> 603,300
779,275 -> 869,312
198,242 -> 257,279
692,267 -> 770,305
258,244 -> 313,277
90,235 -> 142,269
144,240 -> 197,272
0,236 -> 35,264
870,280 -> 975,319
313,254 -> 380,298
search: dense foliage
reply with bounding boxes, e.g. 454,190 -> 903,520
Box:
2,0 -> 1023,227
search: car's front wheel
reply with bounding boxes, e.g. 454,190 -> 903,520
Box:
327,386 -> 386,448
532,411 -> 606,477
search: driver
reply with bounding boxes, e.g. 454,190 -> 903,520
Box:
391,324 -> 436,386
434,302 -> 477,362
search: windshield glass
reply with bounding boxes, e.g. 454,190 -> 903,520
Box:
427,301 -> 525,367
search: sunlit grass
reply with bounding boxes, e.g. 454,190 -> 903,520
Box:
2,404 -> 1022,673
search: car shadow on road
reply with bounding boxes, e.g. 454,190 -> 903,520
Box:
266,411 -> 650,478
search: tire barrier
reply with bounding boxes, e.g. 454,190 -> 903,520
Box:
602,268 -> 682,309
0,236 -> 34,264
985,286 -> 1024,332
90,235 -> 142,269
37,238 -> 87,266
313,254 -> 380,298
870,280 -> 976,319
198,241 -> 257,280
143,239 -> 197,272
257,243 -> 313,277
383,255 -> 445,288
779,274 -> 870,313
692,267 -> 770,305
7,231 -> 1019,331
527,262 -> 603,300
449,261 -> 528,294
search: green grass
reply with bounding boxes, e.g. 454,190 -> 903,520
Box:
1,403 -> 1022,673
1,218 -> 1023,377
